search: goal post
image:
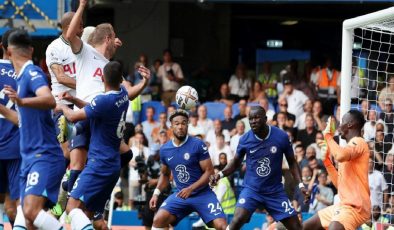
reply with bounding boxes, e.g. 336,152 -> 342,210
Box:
341,6 -> 394,119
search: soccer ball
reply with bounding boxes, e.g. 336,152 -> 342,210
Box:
176,86 -> 199,110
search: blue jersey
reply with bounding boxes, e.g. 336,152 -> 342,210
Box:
84,86 -> 129,172
160,136 -> 210,194
236,126 -> 294,194
0,60 -> 20,159
16,61 -> 62,164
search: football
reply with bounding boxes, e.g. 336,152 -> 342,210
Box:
175,85 -> 199,110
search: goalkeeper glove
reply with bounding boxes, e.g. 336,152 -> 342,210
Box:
323,116 -> 336,136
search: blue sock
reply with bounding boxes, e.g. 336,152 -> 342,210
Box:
68,170 -> 82,192
64,158 -> 70,169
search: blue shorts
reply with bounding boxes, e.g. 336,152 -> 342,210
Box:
0,159 -> 21,200
236,187 -> 296,221
20,159 -> 65,206
70,165 -> 119,213
159,189 -> 226,225
69,120 -> 90,151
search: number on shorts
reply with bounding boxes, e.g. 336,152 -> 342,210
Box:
281,199 -> 294,214
72,177 -> 80,190
116,111 -> 126,138
0,88 -> 14,119
27,172 -> 40,186
208,202 -> 222,214
256,157 -> 271,177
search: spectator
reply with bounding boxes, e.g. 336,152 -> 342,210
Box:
361,205 -> 389,230
379,99 -> 394,133
368,158 -> 389,210
157,49 -> 184,106
295,144 -> 308,169
151,112 -> 172,143
361,99 -> 370,120
230,120 -> 246,155
378,75 -> 394,109
218,152 -> 228,170
205,119 -> 231,146
228,63 -> 252,101
308,157 -> 324,173
214,83 -> 236,106
314,57 -> 341,115
259,98 -> 275,124
221,106 -> 237,134
188,112 -> 205,137
309,171 -> 334,213
208,134 -> 233,166
149,59 -> 162,101
374,130 -> 392,167
233,99 -> 247,121
272,96 -> 296,126
297,114 -> 318,149
240,106 -> 251,132
384,154 -> 394,196
141,106 -> 159,147
293,166 -> 313,213
258,61 -> 279,102
197,105 -> 214,136
297,99 -> 313,130
312,100 -> 328,131
166,105 -> 176,127
114,191 -> 125,211
275,112 -> 289,131
363,110 -> 385,141
249,81 -> 266,103
281,74 -> 309,118
128,54 -> 154,102
129,132 -> 150,209
308,132 -> 324,160
261,214 -> 276,230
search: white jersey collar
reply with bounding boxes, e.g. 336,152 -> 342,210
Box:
17,60 -> 33,79
0,59 -> 11,64
172,135 -> 189,147
254,126 -> 271,141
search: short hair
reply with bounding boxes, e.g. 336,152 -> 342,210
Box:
103,61 -> 123,88
146,106 -> 155,113
8,29 -> 32,49
295,144 -> 304,150
216,133 -> 225,139
348,109 -> 366,128
1,28 -> 17,50
250,106 -> 266,116
169,109 -> 189,122
90,23 -> 114,46
163,49 -> 172,56
219,152 -> 227,158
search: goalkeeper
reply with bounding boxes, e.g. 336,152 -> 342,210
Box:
303,110 -> 371,230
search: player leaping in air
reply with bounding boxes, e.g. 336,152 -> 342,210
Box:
149,109 -> 228,230
303,110 -> 370,230
210,106 -> 308,230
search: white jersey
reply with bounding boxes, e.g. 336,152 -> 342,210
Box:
45,35 -> 76,104
75,42 -> 108,103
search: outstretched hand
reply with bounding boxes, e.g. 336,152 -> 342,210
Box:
209,173 -> 221,187
138,66 -> 151,82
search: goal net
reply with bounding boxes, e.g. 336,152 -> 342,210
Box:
341,7 -> 394,228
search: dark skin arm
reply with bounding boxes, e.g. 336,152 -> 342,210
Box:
150,164 -> 171,211
177,158 -> 214,199
286,153 -> 310,202
209,150 -> 246,186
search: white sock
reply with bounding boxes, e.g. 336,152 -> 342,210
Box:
151,227 -> 165,230
33,210 -> 63,230
13,205 -> 26,230
69,208 -> 93,230
0,203 -> 4,228
226,225 -> 230,230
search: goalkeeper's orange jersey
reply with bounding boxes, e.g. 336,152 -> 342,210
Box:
324,134 -> 371,216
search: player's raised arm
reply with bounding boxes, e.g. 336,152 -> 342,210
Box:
150,164 -> 171,210
177,158 -> 214,199
65,0 -> 86,54
318,140 -> 339,188
122,66 -> 151,100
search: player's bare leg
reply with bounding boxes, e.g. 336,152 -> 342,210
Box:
152,209 -> 176,228
207,217 -> 227,230
280,215 -> 302,230
328,221 -> 345,230
23,195 -> 63,229
302,214 -> 324,230
4,194 -> 18,226
228,207 -> 252,230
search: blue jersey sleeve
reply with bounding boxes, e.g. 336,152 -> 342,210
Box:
84,95 -> 109,119
28,69 -> 48,93
159,149 -> 168,166
197,141 -> 210,161
282,134 -> 294,158
236,135 -> 247,157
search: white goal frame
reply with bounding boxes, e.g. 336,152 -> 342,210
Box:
341,6 -> 394,119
